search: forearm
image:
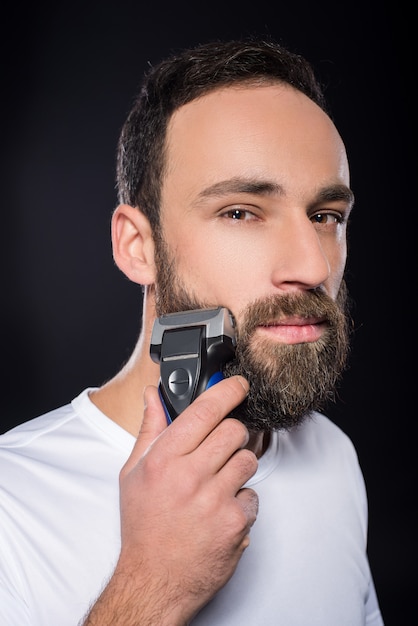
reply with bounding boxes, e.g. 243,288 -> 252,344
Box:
81,564 -> 193,626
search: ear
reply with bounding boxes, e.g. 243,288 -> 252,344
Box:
111,204 -> 156,285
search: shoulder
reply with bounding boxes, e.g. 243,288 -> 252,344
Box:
0,387 -> 134,478
0,401 -> 76,450
280,412 -> 366,495
0,388 -> 99,470
288,411 -> 359,459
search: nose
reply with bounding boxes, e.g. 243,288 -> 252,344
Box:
270,214 -> 331,292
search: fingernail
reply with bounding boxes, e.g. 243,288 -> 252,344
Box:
236,376 -> 250,395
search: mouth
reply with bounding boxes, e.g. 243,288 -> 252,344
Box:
257,316 -> 327,344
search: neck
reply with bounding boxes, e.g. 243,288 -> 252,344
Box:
247,430 -> 270,458
90,290 -> 159,436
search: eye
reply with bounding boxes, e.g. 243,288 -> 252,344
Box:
221,207 -> 258,221
311,212 -> 341,224
310,211 -> 346,227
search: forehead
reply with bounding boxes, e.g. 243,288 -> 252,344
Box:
163,84 -> 349,198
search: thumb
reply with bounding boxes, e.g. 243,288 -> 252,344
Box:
124,385 -> 168,470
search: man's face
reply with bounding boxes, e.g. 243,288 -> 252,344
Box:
153,84 -> 353,431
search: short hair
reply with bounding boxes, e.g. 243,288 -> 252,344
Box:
116,38 -> 328,232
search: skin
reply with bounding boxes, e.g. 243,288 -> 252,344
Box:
83,83 -> 352,625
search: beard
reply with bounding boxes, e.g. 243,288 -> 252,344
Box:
153,232 -> 352,432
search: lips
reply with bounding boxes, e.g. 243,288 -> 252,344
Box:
260,315 -> 326,327
256,317 -> 327,344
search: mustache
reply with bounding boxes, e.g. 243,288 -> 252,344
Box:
235,288 -> 347,341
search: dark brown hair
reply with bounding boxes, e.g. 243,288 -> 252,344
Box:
116,38 -> 328,232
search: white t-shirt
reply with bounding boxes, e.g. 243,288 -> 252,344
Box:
0,388 -> 384,625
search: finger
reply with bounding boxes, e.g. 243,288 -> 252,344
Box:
197,417 -> 250,475
236,486 -> 259,529
163,375 -> 249,455
123,385 -> 168,471
233,487 -> 259,554
215,447 -> 259,495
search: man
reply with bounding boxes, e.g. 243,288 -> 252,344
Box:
0,39 -> 384,625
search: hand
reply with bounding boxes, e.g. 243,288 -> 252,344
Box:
83,375 -> 259,626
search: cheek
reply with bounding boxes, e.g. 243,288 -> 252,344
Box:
172,231 -> 263,306
327,244 -> 347,299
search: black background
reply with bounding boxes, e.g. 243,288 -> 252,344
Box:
1,2 -> 413,623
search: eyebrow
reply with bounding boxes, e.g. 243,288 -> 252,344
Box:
195,177 -> 284,203
194,176 -> 354,208
315,184 -> 355,207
